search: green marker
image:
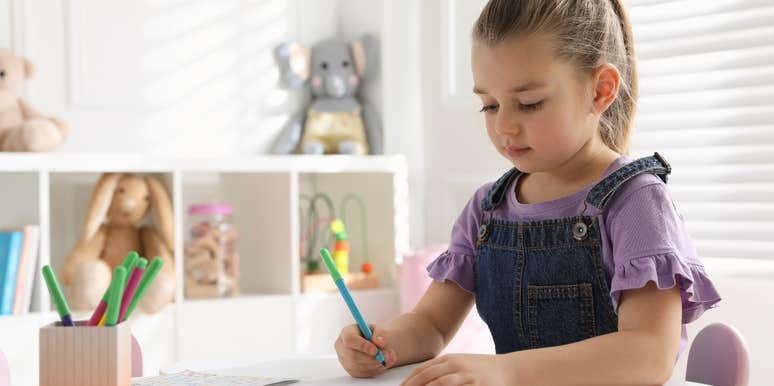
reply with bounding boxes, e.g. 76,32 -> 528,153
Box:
121,251 -> 140,287
87,251 -> 138,326
105,266 -> 127,326
41,265 -> 74,326
122,257 -> 164,321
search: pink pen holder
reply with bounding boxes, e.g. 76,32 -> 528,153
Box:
39,321 -> 132,386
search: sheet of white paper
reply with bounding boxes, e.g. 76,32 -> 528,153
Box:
132,369 -> 297,385
213,357 -> 418,385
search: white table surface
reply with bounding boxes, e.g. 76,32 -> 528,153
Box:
162,355 -> 414,385
162,356 -> 710,385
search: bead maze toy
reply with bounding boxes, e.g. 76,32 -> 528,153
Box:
299,193 -> 378,293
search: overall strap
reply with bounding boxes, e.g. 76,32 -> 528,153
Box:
585,152 -> 671,211
481,168 -> 522,211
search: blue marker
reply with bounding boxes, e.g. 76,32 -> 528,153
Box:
320,248 -> 386,366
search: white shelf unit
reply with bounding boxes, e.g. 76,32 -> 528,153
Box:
0,153 -> 409,386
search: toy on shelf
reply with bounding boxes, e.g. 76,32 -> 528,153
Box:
340,194 -> 374,274
184,204 -> 240,299
60,173 -> 176,314
0,48 -> 69,152
299,193 -> 378,293
330,219 -> 349,274
270,35 -> 383,155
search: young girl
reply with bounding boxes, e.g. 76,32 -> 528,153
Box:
335,0 -> 721,384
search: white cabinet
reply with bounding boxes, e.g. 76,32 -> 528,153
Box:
0,153 -> 408,386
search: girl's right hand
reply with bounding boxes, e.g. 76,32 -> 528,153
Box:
335,324 -> 398,378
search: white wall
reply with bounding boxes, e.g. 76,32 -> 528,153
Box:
12,0 -> 339,155
0,0 -> 10,48
5,0 -> 429,250
376,0 -> 426,251
419,0 -> 505,246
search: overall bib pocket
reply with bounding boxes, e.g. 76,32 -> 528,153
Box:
527,283 -> 597,348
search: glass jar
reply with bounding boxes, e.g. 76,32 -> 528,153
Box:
184,204 -> 239,298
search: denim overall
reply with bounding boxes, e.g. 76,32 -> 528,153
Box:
475,153 -> 671,353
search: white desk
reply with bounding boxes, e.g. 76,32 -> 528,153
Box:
163,356 -> 415,385
164,356 -> 710,385
216,356 -> 414,385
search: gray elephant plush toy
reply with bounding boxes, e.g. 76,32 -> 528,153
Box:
271,35 -> 383,155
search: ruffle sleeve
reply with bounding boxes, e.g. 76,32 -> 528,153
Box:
427,250 -> 476,294
610,252 -> 721,324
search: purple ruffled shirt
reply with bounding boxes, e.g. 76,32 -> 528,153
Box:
428,156 -> 722,354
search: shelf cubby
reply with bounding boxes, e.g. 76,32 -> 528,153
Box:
298,172 -> 397,290
180,171 -> 295,298
0,172 -> 39,229
0,153 -> 408,380
48,171 -> 175,310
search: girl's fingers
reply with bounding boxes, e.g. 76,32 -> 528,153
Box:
383,348 -> 398,368
339,347 -> 386,378
349,349 -> 386,367
425,373 -> 468,386
402,361 -> 452,386
407,356 -> 443,378
402,357 -> 447,386
342,326 -> 379,355
345,364 -> 385,379
337,324 -> 396,377
371,327 -> 389,347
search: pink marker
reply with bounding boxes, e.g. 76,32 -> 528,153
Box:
87,301 -> 107,326
88,251 -> 139,326
118,258 -> 147,322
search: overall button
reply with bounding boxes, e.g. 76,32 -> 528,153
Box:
477,224 -> 489,243
572,221 -> 588,241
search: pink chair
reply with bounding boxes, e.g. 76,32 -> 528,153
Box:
0,348 -> 10,386
399,245 -> 448,313
131,334 -> 143,377
686,323 -> 750,386
400,245 -> 493,354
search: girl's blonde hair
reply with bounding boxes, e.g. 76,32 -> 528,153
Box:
473,0 -> 636,154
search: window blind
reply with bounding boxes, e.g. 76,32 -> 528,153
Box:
626,0 -> 774,260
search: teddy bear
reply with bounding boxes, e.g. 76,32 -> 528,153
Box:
0,48 -> 68,152
60,173 -> 176,314
271,35 -> 383,155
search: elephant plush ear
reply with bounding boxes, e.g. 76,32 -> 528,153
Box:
274,41 -> 310,88
351,34 -> 379,80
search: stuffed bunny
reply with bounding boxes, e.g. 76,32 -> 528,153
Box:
60,173 -> 176,314
0,48 -> 69,152
271,35 -> 383,155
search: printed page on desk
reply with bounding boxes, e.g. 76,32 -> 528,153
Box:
132,369 -> 298,385
212,357 -> 420,385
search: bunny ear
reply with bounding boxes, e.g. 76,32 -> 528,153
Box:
145,176 -> 174,251
83,173 -> 122,240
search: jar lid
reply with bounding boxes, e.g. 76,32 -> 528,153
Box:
187,204 -> 233,215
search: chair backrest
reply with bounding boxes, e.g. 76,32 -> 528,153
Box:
399,244 -> 448,313
686,323 -> 750,386
0,348 -> 10,386
131,334 -> 143,377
